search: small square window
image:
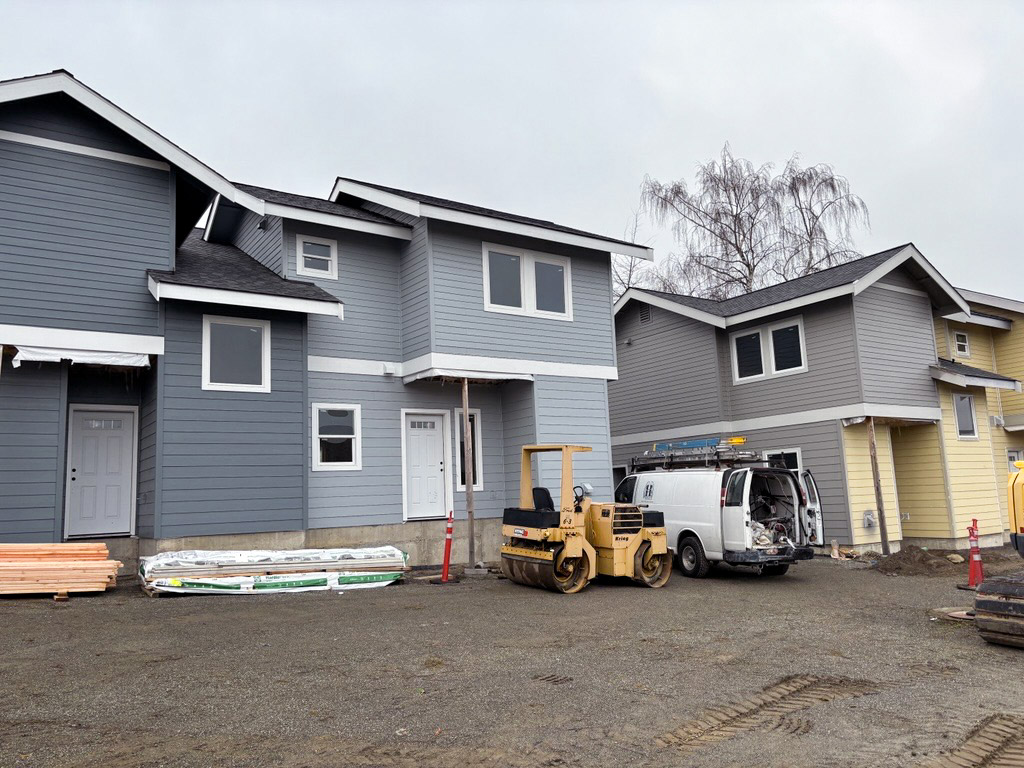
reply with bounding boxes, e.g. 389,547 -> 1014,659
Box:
296,235 -> 338,279
313,403 -> 362,470
954,331 -> 970,357
954,394 -> 977,439
202,315 -> 271,393
733,331 -> 763,380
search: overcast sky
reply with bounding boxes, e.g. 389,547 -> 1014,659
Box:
1,0 -> 1021,295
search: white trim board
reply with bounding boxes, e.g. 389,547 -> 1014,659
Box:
958,288 -> 1024,317
610,403 -> 944,447
0,129 -> 170,170
265,202 -> 411,241
0,323 -> 164,355
329,178 -> 653,261
0,71 -> 265,216
308,352 -> 617,381
400,408 -> 455,522
929,366 -> 1021,393
148,276 -> 344,319
942,311 -> 1012,330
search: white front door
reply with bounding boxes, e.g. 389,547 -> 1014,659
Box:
405,413 -> 447,520
66,409 -> 136,537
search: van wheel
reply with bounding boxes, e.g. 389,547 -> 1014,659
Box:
761,564 -> 790,577
677,537 -> 711,578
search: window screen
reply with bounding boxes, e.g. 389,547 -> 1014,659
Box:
209,322 -> 264,386
734,332 -> 763,379
954,395 -> 976,437
317,407 -> 358,465
771,324 -> 803,371
534,261 -> 566,314
487,251 -> 522,307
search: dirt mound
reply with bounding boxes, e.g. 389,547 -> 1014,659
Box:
874,544 -> 1021,577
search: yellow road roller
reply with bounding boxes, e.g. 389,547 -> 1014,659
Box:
499,444 -> 672,593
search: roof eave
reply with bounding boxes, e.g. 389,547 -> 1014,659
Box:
147,275 -> 345,319
958,288 -> 1024,318
929,366 -> 1021,393
613,289 -> 726,327
852,244 -> 970,315
941,311 -> 1012,330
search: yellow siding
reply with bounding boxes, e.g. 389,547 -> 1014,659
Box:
891,423 -> 950,538
937,384 -> 1004,537
933,316 -> 949,358
842,422 -> 903,546
991,428 -> 1024,531
984,304 -> 1024,415
944,320 -> 995,369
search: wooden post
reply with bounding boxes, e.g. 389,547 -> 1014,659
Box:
462,377 -> 475,567
866,416 -> 891,556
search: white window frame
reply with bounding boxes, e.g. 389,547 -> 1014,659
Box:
730,328 -> 765,384
953,330 -> 971,358
767,316 -> 808,376
312,402 -> 362,471
454,407 -> 483,491
295,234 -> 338,280
481,242 -> 573,321
201,315 -> 272,393
763,447 -> 803,471
953,393 -> 978,440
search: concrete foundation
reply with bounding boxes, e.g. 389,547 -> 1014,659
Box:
902,531 -> 1008,551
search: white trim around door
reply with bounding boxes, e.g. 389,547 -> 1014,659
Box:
64,404 -> 139,539
400,408 -> 454,522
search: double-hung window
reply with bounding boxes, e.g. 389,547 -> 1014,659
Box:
953,331 -> 970,358
482,244 -> 572,320
730,316 -> 807,384
312,403 -> 362,470
296,235 -> 338,279
953,394 -> 977,439
454,408 -> 483,491
202,315 -> 271,393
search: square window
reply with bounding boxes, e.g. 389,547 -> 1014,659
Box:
313,404 -> 361,470
733,331 -> 763,380
954,394 -> 977,439
202,316 -> 271,393
455,408 -> 483,491
954,331 -> 970,357
771,324 -> 804,372
482,244 -> 572,320
296,235 -> 338,279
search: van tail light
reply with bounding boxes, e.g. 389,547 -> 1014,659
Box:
720,486 -> 727,508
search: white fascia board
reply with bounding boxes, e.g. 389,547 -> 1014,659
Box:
0,72 -> 264,216
403,352 -> 617,381
402,368 -> 535,384
0,323 -> 164,355
929,366 -> 1021,393
421,204 -> 654,261
958,288 -> 1024,317
262,202 -> 412,241
941,311 -> 1012,330
148,276 -> 344,318
202,194 -> 221,242
329,178 -> 422,218
613,289 -> 726,328
722,285 -> 854,327
610,403 -> 943,447
308,356 -> 402,376
853,245 -> 970,315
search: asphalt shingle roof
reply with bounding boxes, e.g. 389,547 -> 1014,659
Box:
633,244 -> 912,318
335,177 -> 645,250
234,183 -> 407,227
149,230 -> 341,305
934,357 -> 1018,383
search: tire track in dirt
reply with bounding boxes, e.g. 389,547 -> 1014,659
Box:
924,714 -> 1024,768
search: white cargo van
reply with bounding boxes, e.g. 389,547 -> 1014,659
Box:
613,466 -> 823,577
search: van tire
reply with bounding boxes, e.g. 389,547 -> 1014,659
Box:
677,537 -> 711,578
760,564 -> 790,577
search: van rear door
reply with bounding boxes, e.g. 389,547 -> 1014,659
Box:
799,470 -> 825,545
722,469 -> 750,552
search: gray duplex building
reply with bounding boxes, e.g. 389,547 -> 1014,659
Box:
0,70 -> 650,564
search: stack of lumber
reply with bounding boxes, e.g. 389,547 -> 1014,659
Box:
138,545 -> 409,596
0,542 -> 122,600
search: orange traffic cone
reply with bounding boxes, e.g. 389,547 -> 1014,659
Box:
967,518 -> 984,589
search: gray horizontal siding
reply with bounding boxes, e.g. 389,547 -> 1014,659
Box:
0,93 -> 162,159
231,210 -> 284,275
283,221 -> 404,360
307,374 -> 507,528
720,297 -> 862,420
0,139 -> 171,334
855,283 -> 939,407
401,220 -> 432,360
613,418 -> 852,544
533,376 -> 613,500
502,380 -> 536,508
156,302 -> 305,537
428,222 -> 616,366
136,370 -> 157,539
0,357 -> 63,542
609,302 -> 723,436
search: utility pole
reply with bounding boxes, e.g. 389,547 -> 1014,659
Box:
461,377 -> 475,567
866,416 -> 891,556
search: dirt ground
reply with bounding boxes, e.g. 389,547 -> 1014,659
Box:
2,555 -> 1023,768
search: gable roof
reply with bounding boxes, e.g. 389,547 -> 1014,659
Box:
148,230 -> 343,318
616,243 -> 970,328
330,176 -> 653,260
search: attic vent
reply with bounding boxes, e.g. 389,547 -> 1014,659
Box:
639,305 -> 653,325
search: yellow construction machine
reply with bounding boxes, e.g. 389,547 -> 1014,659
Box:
974,462 -> 1024,648
499,445 -> 672,593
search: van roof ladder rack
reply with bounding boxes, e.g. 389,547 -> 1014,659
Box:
629,437 -> 767,472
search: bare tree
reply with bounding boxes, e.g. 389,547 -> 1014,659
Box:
611,209 -> 649,299
641,144 -> 869,299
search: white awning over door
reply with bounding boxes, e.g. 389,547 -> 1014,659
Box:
10,346 -> 150,368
